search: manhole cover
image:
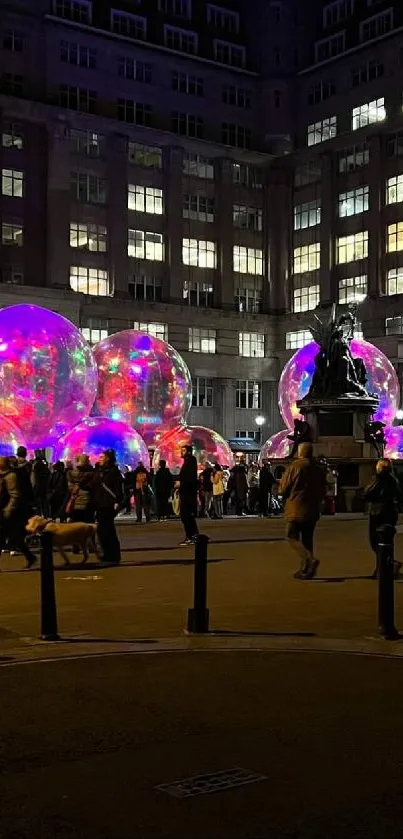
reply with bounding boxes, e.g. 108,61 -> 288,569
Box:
157,768 -> 267,799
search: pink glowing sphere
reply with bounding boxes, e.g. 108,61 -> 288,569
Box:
54,416 -> 150,469
93,330 -> 192,446
258,429 -> 292,463
0,304 -> 97,448
0,415 -> 27,457
279,338 -> 400,428
153,425 -> 235,472
384,426 -> 403,460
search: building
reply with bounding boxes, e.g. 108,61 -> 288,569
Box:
2,0 -> 403,451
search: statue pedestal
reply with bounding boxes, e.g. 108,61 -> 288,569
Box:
297,397 -> 381,512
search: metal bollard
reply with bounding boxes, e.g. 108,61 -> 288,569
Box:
40,531 -> 60,641
377,524 -> 398,641
187,534 -> 210,634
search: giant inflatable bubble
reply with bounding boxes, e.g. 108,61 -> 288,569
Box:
384,425 -> 403,460
93,330 -> 192,446
258,429 -> 291,464
0,415 -> 27,457
0,304 -> 97,448
153,425 -> 235,472
55,416 -> 150,469
279,338 -> 400,428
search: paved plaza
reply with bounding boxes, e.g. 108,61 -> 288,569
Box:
1,516 -> 403,838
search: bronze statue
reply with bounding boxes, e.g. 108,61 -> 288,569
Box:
305,304 -> 369,402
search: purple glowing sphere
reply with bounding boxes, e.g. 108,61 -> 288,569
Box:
279,339 -> 400,428
0,304 -> 97,449
54,416 -> 150,469
259,429 -> 291,463
93,330 -> 192,446
153,425 -> 235,472
384,426 -> 403,460
0,415 -> 27,457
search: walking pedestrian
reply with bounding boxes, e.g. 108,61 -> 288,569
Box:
212,464 -> 224,519
0,456 -> 36,567
177,445 -> 199,546
200,464 -> 213,517
364,458 -> 403,579
31,451 -> 50,517
259,460 -> 276,517
279,442 -> 327,580
133,461 -> 151,523
233,461 -> 248,516
48,461 -> 69,521
154,460 -> 173,520
89,450 -> 123,564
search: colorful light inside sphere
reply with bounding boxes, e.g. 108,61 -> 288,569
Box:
93,330 -> 192,446
0,415 -> 27,457
279,338 -> 400,428
153,425 -> 235,473
384,426 -> 403,460
0,304 -> 97,448
258,429 -> 292,464
54,417 -> 150,469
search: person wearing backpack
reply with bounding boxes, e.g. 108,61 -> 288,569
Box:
0,456 -> 37,568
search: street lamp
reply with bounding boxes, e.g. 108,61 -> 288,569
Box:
255,416 -> 266,427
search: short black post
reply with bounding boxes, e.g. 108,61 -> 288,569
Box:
40,531 -> 60,641
187,534 -> 210,633
377,524 -> 398,641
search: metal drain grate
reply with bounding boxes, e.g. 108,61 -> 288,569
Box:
157,767 -> 267,799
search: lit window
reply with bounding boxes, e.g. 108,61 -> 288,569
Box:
293,244 -> 320,273
235,430 -> 261,442
128,142 -> 162,168
233,205 -> 262,232
235,287 -> 262,313
1,168 -> 24,198
233,246 -> 263,275
172,112 -> 203,138
307,116 -> 337,146
338,142 -> 369,172
338,186 -> 369,217
183,153 -> 214,178
336,232 -> 368,263
387,268 -> 403,296
128,185 -> 163,215
2,122 -> 23,149
239,332 -> 265,358
69,129 -> 104,157
293,285 -> 320,313
70,172 -> 106,204
294,200 -> 321,230
60,41 -> 96,68
81,319 -> 109,345
182,238 -> 216,268
385,316 -> 403,335
183,195 -> 215,222
129,275 -> 162,302
338,275 -> 367,304
53,0 -> 91,24
352,97 -> 385,130
70,266 -> 110,296
213,39 -> 245,67
387,222 -> 403,253
172,72 -> 203,96
183,281 -> 214,307
192,377 -> 214,408
128,230 -> 164,261
386,175 -> 403,205
111,10 -> 147,39
1,222 -> 23,246
286,330 -> 312,350
235,380 -> 261,409
69,222 -> 107,252
189,327 -> 216,353
164,24 -> 198,54
360,9 -> 393,42
133,321 -> 168,341
207,4 -> 239,33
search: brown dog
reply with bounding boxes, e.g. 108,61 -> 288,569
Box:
26,516 -> 98,566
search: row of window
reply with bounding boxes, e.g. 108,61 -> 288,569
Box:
307,97 -> 386,147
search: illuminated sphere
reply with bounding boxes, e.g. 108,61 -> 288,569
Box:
0,304 -> 97,448
0,415 -> 27,457
54,416 -> 150,469
93,330 -> 192,446
384,426 -> 403,460
153,425 -> 235,472
279,338 -> 400,428
258,429 -> 292,464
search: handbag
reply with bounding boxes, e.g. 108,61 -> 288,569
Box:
172,489 -> 181,517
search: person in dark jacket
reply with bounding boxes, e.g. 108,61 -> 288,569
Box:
199,464 -> 213,517
259,460 -> 276,517
154,460 -> 173,520
89,450 -> 123,564
0,456 -> 36,568
177,445 -> 199,545
133,462 -> 151,523
31,451 -> 50,517
48,461 -> 68,521
233,461 -> 248,516
67,455 -> 94,523
364,458 -> 403,578
123,466 -> 135,515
